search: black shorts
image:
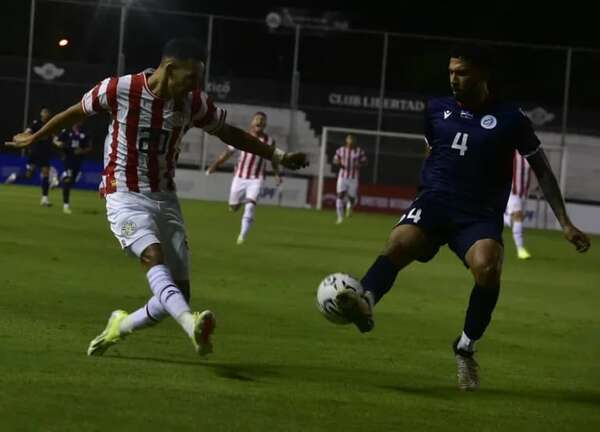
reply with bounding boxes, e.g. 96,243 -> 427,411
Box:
397,192 -> 504,266
27,150 -> 52,168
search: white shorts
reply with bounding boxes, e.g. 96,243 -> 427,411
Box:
506,193 -> 525,214
229,177 -> 262,205
336,177 -> 359,199
106,192 -> 190,280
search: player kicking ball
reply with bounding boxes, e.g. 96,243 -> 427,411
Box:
332,46 -> 590,390
206,112 -> 281,245
8,38 -> 307,357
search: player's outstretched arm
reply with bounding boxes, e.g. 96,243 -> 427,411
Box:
7,104 -> 87,149
206,149 -> 234,174
527,148 -> 590,252
215,123 -> 308,170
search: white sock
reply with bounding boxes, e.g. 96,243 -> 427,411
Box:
503,213 -> 511,227
147,264 -> 194,337
41,195 -> 49,203
336,198 -> 344,220
512,221 -> 525,249
119,296 -> 167,334
457,331 -> 476,352
240,202 -> 255,240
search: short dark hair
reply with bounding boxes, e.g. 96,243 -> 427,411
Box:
162,38 -> 205,61
254,111 -> 267,118
449,44 -> 493,71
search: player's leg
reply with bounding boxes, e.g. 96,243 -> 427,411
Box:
159,197 -> 215,354
61,167 -> 74,214
88,194 -> 199,356
228,177 -> 243,213
40,164 -> 51,206
337,198 -> 442,332
449,217 -> 504,390
506,194 -> 531,259
345,180 -> 358,218
335,176 -> 347,223
237,180 -> 261,244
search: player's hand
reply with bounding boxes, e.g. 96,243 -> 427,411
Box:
281,152 -> 309,170
563,223 -> 591,253
6,132 -> 34,148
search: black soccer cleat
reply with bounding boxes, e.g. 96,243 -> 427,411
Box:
335,289 -> 374,333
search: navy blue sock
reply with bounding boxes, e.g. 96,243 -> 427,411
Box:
41,177 -> 49,196
463,284 -> 500,340
62,184 -> 71,204
361,255 -> 400,305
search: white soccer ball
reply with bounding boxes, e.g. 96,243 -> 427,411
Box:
316,273 -> 363,324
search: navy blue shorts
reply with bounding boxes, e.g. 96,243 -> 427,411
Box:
397,192 -> 504,266
27,150 -> 51,168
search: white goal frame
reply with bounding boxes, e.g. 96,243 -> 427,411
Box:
317,126 -> 425,210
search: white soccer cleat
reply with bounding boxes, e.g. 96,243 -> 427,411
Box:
453,338 -> 480,391
191,310 -> 216,356
4,173 -> 17,184
63,205 -> 72,215
236,234 -> 245,245
87,310 -> 129,356
335,217 -> 343,225
40,197 -> 52,207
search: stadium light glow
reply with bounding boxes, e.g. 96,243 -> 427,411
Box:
58,38 -> 69,47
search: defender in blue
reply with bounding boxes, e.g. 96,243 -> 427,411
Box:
332,46 -> 591,391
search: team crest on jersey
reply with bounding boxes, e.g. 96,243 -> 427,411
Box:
121,221 -> 137,237
443,110 -> 452,119
480,115 -> 497,129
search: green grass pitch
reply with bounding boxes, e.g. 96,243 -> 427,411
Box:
1,185 -> 598,431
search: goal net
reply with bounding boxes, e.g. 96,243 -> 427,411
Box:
309,126 -> 428,214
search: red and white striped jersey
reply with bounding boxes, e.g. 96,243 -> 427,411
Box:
80,71 -> 226,195
227,134 -> 275,180
512,151 -> 531,198
333,146 -> 367,180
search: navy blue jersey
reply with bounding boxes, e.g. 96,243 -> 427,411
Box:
420,97 -> 540,214
28,119 -> 53,154
58,128 -> 91,159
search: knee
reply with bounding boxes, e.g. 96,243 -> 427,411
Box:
141,244 -> 164,268
471,256 -> 502,286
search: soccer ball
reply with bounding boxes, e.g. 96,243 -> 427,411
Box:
316,273 -> 363,324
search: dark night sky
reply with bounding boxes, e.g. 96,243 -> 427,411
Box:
1,0 -> 599,56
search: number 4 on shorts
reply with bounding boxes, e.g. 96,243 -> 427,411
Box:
399,208 -> 422,224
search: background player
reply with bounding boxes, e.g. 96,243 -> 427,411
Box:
504,150 -> 532,259
333,134 -> 367,224
8,38 -> 308,358
206,112 -> 281,244
5,107 -> 55,206
331,46 -> 590,391
53,122 -> 93,214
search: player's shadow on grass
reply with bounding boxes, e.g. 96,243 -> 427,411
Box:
380,384 -> 600,406
105,354 -> 279,382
